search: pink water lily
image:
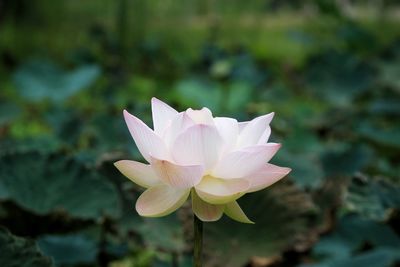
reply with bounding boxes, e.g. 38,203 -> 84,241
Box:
115,98 -> 291,223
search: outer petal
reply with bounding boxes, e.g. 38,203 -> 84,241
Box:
195,176 -> 249,205
114,160 -> 161,188
213,117 -> 239,152
151,97 -> 179,135
225,201 -> 254,224
237,112 -> 274,148
172,124 -> 223,170
136,185 -> 190,217
123,110 -> 169,162
192,190 -> 224,222
150,157 -> 204,189
212,143 -> 281,179
246,163 -> 291,193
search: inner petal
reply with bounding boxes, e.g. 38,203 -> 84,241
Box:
186,107 -> 214,125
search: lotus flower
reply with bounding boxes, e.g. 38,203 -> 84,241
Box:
115,98 -> 291,223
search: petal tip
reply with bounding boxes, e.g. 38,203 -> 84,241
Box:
151,97 -> 161,104
123,109 -> 132,119
113,160 -> 123,167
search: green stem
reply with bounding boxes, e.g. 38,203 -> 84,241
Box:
193,214 -> 203,267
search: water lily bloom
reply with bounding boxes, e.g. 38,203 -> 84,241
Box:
115,98 -> 291,223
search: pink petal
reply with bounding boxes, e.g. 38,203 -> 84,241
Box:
246,163 -> 291,193
123,110 -> 169,162
212,143 -> 281,179
136,185 -> 190,217
114,160 -> 161,188
195,176 -> 249,205
237,112 -> 274,148
224,201 -> 254,224
172,124 -> 222,170
150,157 -> 204,189
192,190 -> 224,222
151,97 -> 179,135
213,117 -> 239,152
163,112 -> 195,147
185,107 -> 214,125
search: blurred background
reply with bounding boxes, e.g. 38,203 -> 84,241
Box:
0,0 -> 400,266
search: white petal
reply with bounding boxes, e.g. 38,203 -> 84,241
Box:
225,201 -> 254,224
258,126 -> 271,144
212,143 -> 281,179
150,157 -> 204,189
135,185 -> 190,217
185,107 -> 214,125
195,176 -> 249,205
192,190 -> 224,222
238,121 -> 248,132
237,112 -> 274,148
172,124 -> 222,170
213,117 -> 239,152
246,163 -> 291,193
114,160 -> 161,188
123,110 -> 169,162
151,97 -> 179,135
163,112 -> 195,148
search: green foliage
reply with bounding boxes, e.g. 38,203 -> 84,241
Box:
0,151 -> 121,219
345,177 -> 400,220
137,215 -> 185,252
205,182 -> 316,267
305,51 -> 373,106
175,79 -> 223,112
13,59 -> 100,103
1,1 -> 400,266
0,102 -> 21,126
0,227 -> 53,267
38,234 -> 98,266
303,214 -> 400,267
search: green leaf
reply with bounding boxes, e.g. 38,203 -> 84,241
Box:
333,248 -> 400,267
0,226 -> 53,267
13,59 -> 100,103
358,123 -> 400,149
378,59 -> 400,91
312,215 -> 400,262
37,234 -> 98,266
367,99 -> 400,116
0,151 -> 121,219
137,215 -> 185,252
321,144 -> 372,177
225,82 -> 253,114
345,177 -> 400,220
306,51 -> 373,106
119,210 -> 185,253
0,102 -> 21,126
204,181 -> 317,267
174,79 -> 222,112
274,130 -> 324,189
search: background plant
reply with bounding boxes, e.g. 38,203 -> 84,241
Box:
0,0 -> 399,266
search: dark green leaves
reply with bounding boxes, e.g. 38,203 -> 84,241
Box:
38,234 -> 98,266
306,215 -> 400,267
305,51 -> 373,106
0,227 -> 53,267
346,177 -> 400,220
205,182 -> 317,267
0,151 -> 121,220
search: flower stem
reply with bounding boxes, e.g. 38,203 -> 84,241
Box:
193,214 -> 203,267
